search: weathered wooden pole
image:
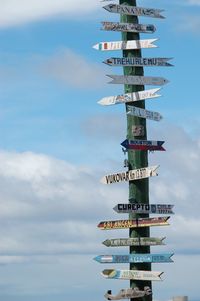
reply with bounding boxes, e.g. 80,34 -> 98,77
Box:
119,0 -> 152,300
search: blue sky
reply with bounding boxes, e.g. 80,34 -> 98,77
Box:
0,0 -> 200,301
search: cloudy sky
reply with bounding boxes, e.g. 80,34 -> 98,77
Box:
0,0 -> 200,300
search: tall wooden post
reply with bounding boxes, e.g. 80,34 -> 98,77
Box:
119,0 -> 152,300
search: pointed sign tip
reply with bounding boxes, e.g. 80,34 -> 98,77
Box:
164,79 -> 170,84
93,256 -> 101,263
102,239 -> 110,247
92,44 -> 99,50
159,272 -> 164,279
100,178 -> 107,184
102,60 -> 109,65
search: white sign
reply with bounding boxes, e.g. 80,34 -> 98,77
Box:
104,57 -> 173,67
101,22 -> 156,33
102,237 -> 166,247
98,88 -> 161,106
127,105 -> 163,121
113,204 -> 174,214
103,4 -> 164,19
102,269 -> 163,281
104,287 -> 152,300
100,166 -> 159,185
93,39 -> 158,51
107,75 -> 169,86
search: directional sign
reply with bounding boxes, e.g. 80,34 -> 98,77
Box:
94,253 -> 174,264
102,269 -> 163,281
113,203 -> 174,214
127,105 -> 163,121
121,139 -> 165,151
98,88 -> 161,106
100,165 -> 159,185
104,287 -> 152,300
98,216 -> 170,230
107,75 -> 169,86
92,39 -> 158,51
102,237 -> 166,247
101,22 -> 156,33
103,4 -> 165,19
104,57 -> 173,67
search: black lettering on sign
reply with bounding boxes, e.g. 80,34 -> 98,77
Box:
118,204 -> 123,211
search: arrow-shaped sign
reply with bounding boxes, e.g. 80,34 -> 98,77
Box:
107,75 -> 169,86
104,287 -> 152,300
100,165 -> 159,185
101,22 -> 156,33
113,203 -> 174,214
103,4 -> 165,19
94,253 -> 174,264
93,39 -> 158,51
121,139 -> 165,151
102,237 -> 166,247
127,105 -> 163,121
98,88 -> 161,106
103,57 -> 173,67
98,216 -> 170,230
102,269 -> 163,281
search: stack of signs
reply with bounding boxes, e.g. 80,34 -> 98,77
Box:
93,1 -> 174,299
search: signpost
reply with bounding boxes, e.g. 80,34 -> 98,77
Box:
93,39 -> 158,51
113,203 -> 174,214
94,253 -> 174,263
98,88 -> 161,106
121,139 -> 165,151
104,57 -> 173,67
94,0 -> 174,299
102,237 -> 166,247
98,216 -> 170,230
101,22 -> 156,33
100,165 -> 159,185
104,287 -> 152,300
107,75 -> 169,86
102,269 -> 163,281
126,105 -> 163,121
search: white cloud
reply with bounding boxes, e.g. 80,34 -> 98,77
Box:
0,0 -> 100,28
0,126 -> 198,299
0,122 -> 199,263
0,48 -> 107,90
41,49 -> 106,89
176,15 -> 200,34
187,0 -> 200,4
0,149 -> 127,259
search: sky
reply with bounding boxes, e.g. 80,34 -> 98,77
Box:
0,0 -> 200,300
